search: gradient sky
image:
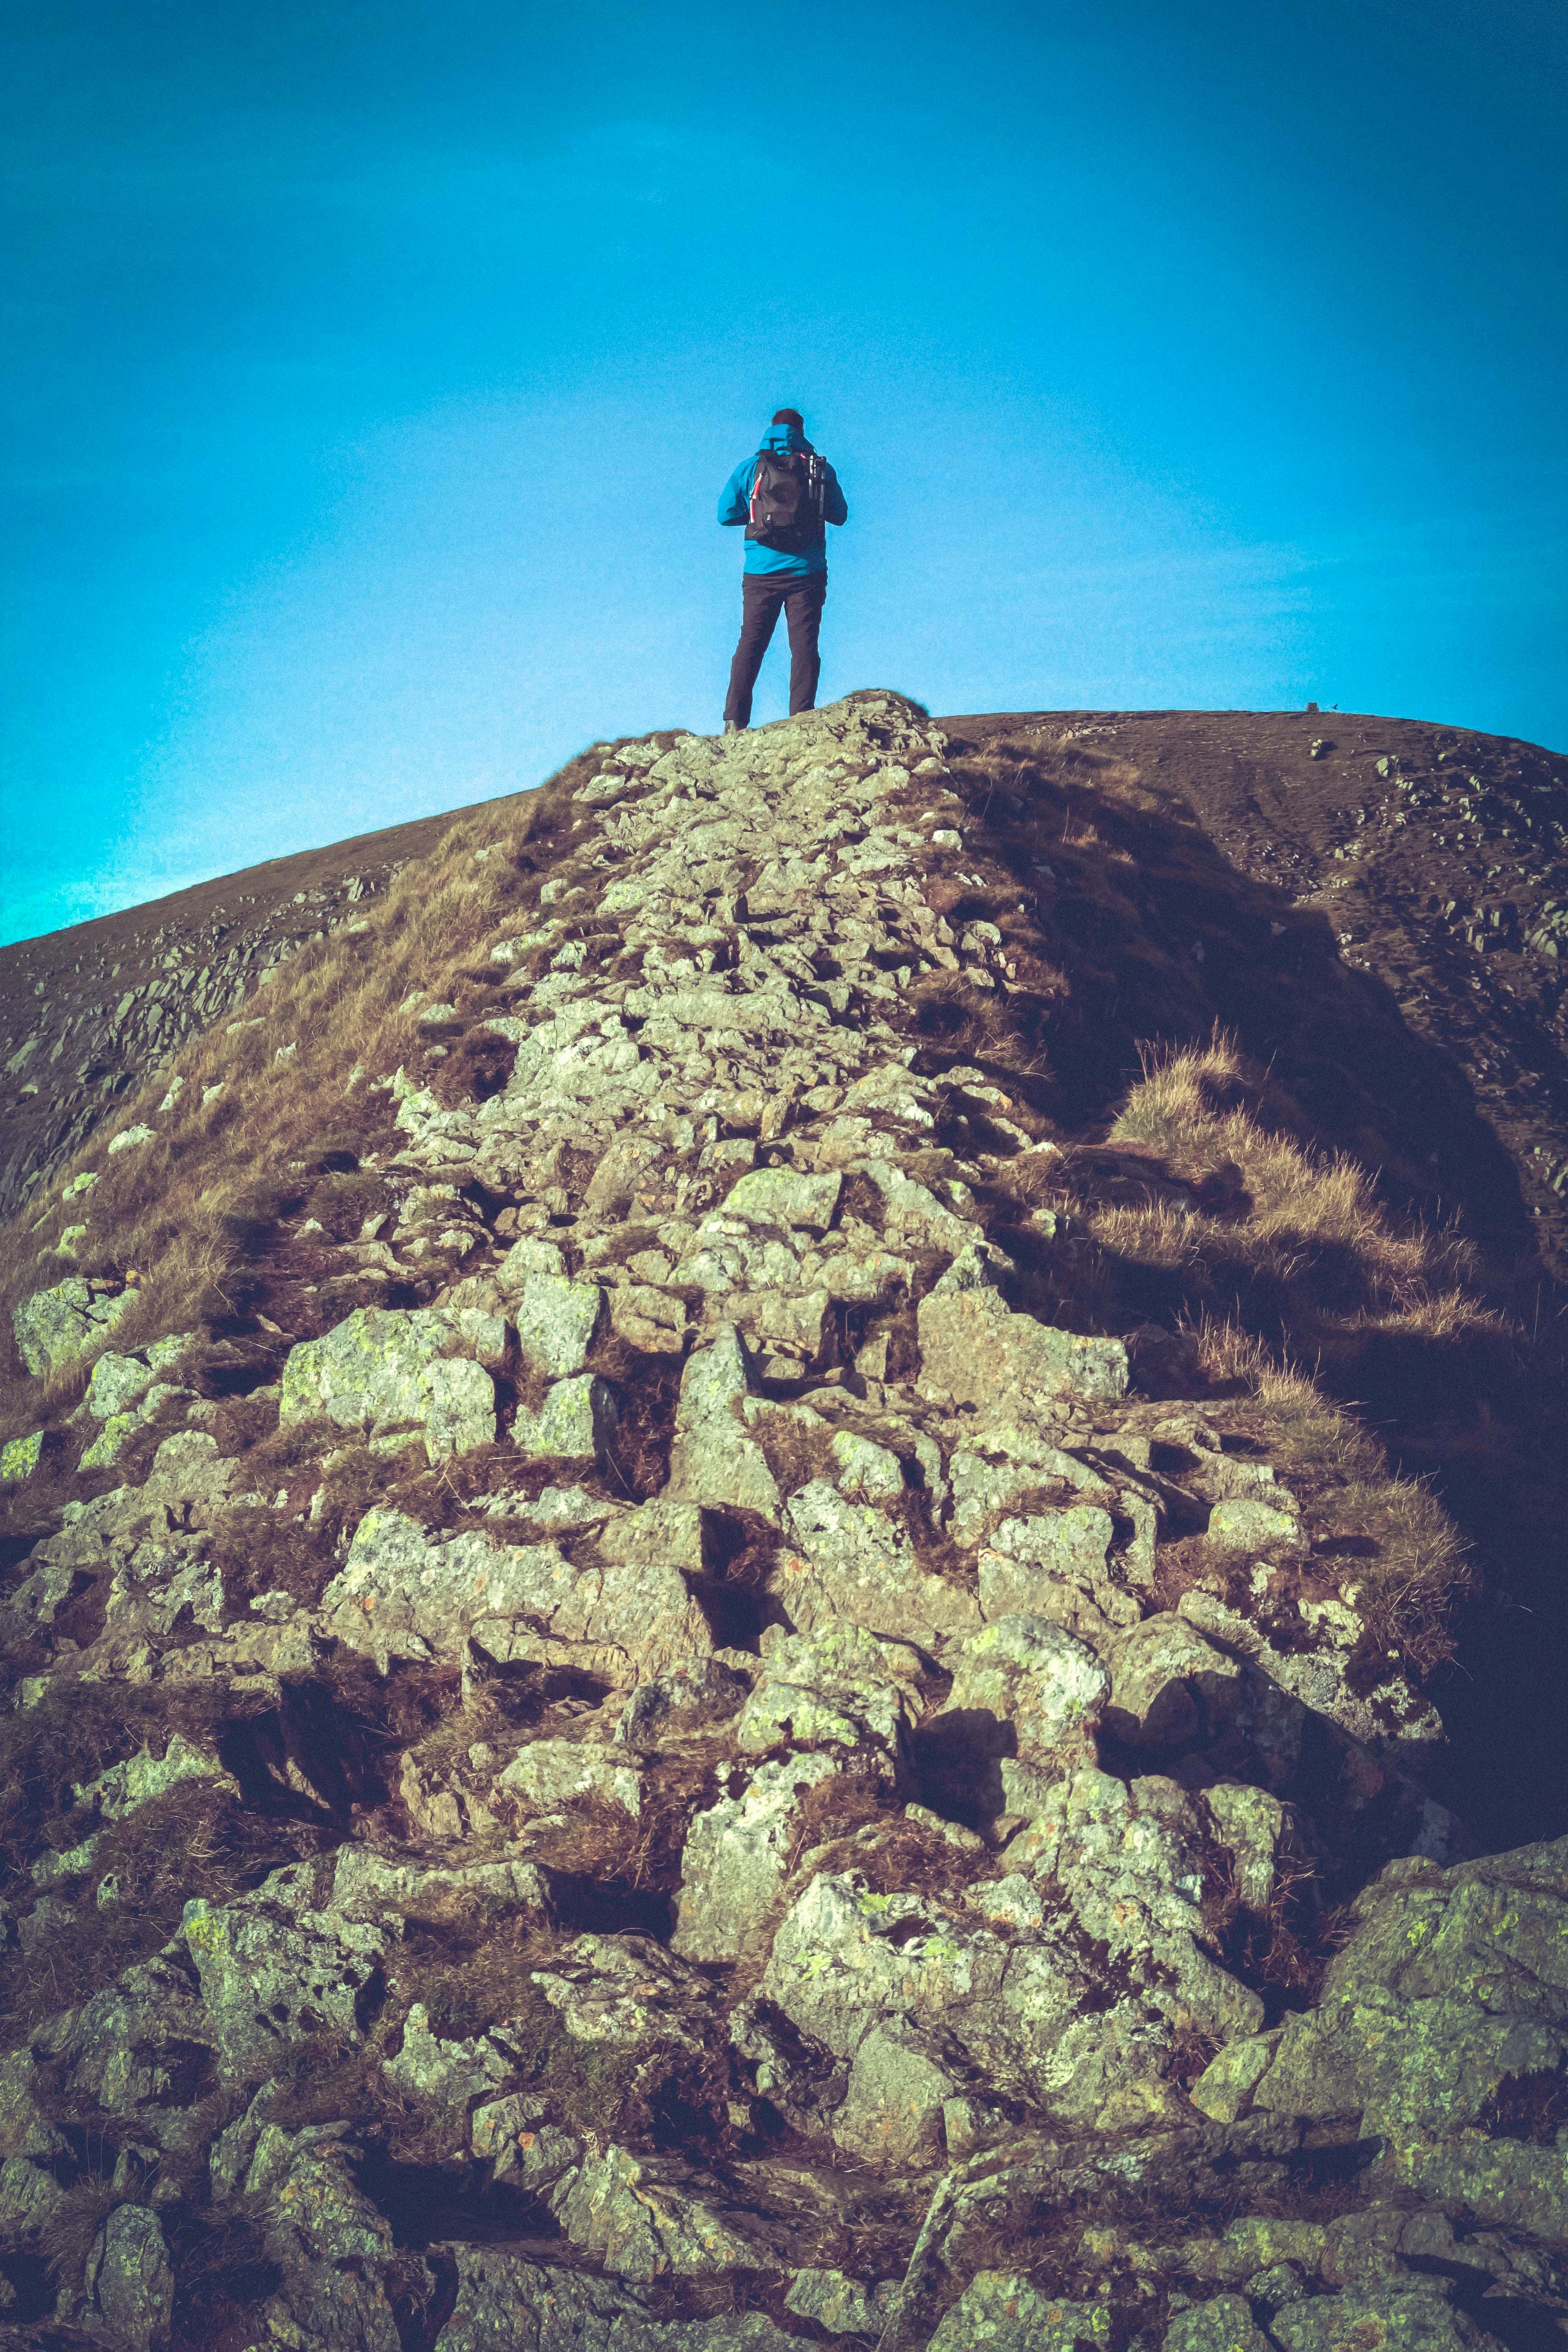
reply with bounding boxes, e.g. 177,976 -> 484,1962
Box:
3,0 -> 1564,947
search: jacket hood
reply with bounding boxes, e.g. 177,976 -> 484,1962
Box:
760,419 -> 809,454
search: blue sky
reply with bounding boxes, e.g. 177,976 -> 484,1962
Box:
3,0 -> 1564,947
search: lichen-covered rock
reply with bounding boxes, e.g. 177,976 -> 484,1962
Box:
1164,2294 -> 1272,2352
1271,2289 -> 1497,2351
321,1508 -> 575,1664
666,1325 -> 781,1518
672,1751 -> 842,1962
0,1428 -> 42,1482
975,1508 -> 1144,1646
499,1737 -> 644,1818
917,1279 -> 1129,1411
617,1655 -> 748,1751
84,2202 -> 174,2352
596,1496 -> 710,1572
77,1731 -> 238,1821
509,1268 -> 603,1375
381,2001 -> 517,2110
1238,1835 -> 1568,2239
512,1370 -> 617,1462
1207,1495 -> 1302,1552
531,1934 -> 718,2054
329,1844 -> 556,1929
1001,1768 -> 1267,2049
550,2143 -> 798,2280
85,1333 -> 193,1419
940,1612 -> 1109,1772
829,1427 -> 906,1499
724,1166 -> 842,1232
760,1866 -> 1186,2132
238,2122 -> 405,2352
833,2021 -> 959,2163
279,1303 -> 499,1458
320,1504 -> 711,1676
784,2270 -> 894,2335
926,2273 -> 1114,2350
12,1274 -> 133,1375
769,1479 -> 979,1643
736,1617 -> 921,1777
1103,1613 -> 1246,1750
432,2244 -> 807,2348
0,2152 -> 67,2241
182,1864 -> 387,2077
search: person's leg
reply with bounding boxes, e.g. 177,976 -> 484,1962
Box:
783,578 -> 826,714
724,577 -> 784,729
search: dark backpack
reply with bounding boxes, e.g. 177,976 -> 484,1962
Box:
746,450 -> 828,549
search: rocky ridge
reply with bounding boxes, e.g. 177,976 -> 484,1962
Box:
0,693 -> 1565,2350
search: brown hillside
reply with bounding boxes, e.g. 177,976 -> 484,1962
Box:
0,696 -> 1566,2350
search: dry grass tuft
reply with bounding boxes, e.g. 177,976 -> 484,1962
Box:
0,741 -> 620,1458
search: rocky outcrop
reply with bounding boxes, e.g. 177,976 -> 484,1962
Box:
0,693 -> 1563,2348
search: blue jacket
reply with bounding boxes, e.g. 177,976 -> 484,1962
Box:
718,419 -> 848,579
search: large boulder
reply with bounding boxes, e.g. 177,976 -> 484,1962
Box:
321,1507 -> 712,1677
768,1480 -> 980,1644
13,1275 -> 134,1377
84,2204 -> 174,2352
1210,1834 -> 1568,2242
917,1264 -> 1128,1411
671,1752 -> 843,1963
279,1304 -> 501,1460
735,1617 -> 922,1780
666,1325 -> 781,1519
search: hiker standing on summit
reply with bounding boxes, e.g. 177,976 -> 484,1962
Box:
718,409 -> 848,733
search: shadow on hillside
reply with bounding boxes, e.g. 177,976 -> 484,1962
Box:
930,727 -> 1568,1852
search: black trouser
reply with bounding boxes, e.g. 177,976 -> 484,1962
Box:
724,572 -> 826,728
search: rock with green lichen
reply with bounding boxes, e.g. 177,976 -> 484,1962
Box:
0,1428 -> 42,1482
12,1274 -> 134,1376
927,2274 -> 1114,2350
671,1751 -> 842,1963
279,1303 -> 500,1459
511,1370 -> 617,1463
1164,2295 -> 1272,2352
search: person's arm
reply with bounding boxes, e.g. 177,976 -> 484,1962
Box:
823,462 -> 848,527
718,458 -> 754,526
